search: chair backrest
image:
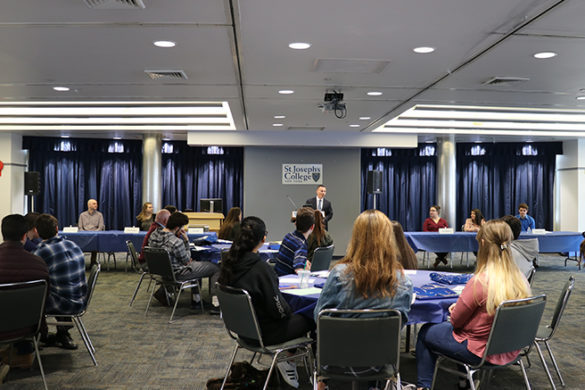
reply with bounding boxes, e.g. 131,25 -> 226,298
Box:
0,280 -> 47,339
143,247 -> 176,282
126,240 -> 139,267
311,245 -> 334,272
547,275 -> 575,339
484,294 -> 546,358
84,263 -> 101,311
215,283 -> 264,346
526,267 -> 536,286
317,308 -> 402,369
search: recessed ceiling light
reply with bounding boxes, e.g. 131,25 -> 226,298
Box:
367,91 -> 383,96
533,51 -> 557,59
413,46 -> 435,54
359,116 -> 371,120
349,124 -> 360,127
577,96 -> 585,100
288,42 -> 311,50
153,40 -> 176,48
53,86 -> 70,92
274,115 -> 286,119
272,123 -> 284,127
278,90 -> 294,95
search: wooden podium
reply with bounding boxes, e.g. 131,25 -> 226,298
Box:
184,212 -> 224,232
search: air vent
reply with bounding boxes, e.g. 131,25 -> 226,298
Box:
144,70 -> 188,80
287,126 -> 325,131
83,0 -> 145,9
313,59 -> 389,73
482,77 -> 529,86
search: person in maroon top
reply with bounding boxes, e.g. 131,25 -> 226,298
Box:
137,209 -> 171,264
422,205 -> 449,268
0,214 -> 50,374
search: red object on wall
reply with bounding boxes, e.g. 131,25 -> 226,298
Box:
0,160 -> 3,176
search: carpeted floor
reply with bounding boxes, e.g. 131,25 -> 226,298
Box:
2,252 -> 583,389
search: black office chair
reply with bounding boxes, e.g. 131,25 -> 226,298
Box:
315,308 -> 403,390
46,263 -> 101,366
430,294 -> 547,390
311,245 -> 334,272
0,280 -> 48,390
143,247 -> 204,322
216,283 -> 314,390
532,275 -> 575,390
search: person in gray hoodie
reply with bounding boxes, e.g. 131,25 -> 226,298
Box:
501,215 -> 538,277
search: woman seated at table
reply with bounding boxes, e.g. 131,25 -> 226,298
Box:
136,202 -> 155,231
392,220 -> 418,269
463,208 -> 485,232
314,210 -> 413,384
307,209 -> 333,264
218,207 -> 242,241
415,220 -> 531,390
218,216 -> 315,388
422,205 -> 449,268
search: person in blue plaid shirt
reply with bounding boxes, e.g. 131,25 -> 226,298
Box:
34,214 -> 87,350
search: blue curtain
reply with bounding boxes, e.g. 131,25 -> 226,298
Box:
161,142 -> 243,214
456,142 -> 562,230
23,137 -> 143,230
361,146 -> 437,231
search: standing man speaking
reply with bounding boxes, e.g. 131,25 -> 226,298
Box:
306,184 -> 333,229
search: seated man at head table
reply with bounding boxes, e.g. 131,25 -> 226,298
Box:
0,214 -> 50,375
78,198 -> 105,266
274,207 -> 315,276
515,203 -> 536,232
148,212 -> 220,313
34,214 -> 88,350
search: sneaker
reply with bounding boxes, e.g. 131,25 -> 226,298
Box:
277,360 -> 299,388
0,362 -> 9,384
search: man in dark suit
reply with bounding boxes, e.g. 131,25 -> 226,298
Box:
306,184 -> 333,229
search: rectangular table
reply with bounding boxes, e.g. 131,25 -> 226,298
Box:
60,230 -> 218,253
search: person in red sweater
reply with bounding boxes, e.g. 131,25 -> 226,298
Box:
137,209 -> 171,264
422,205 -> 449,268
414,220 -> 531,390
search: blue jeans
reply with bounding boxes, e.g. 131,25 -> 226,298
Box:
416,322 -> 482,388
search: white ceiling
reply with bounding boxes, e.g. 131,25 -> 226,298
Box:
1,0 -> 584,142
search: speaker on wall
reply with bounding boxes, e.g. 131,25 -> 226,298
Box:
366,170 -> 383,194
25,171 -> 41,195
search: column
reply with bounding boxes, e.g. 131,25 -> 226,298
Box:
0,133 -> 26,222
142,134 -> 162,211
436,136 -> 456,228
555,140 -> 585,231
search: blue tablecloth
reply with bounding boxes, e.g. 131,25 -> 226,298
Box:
404,231 -> 582,253
60,230 -> 218,253
280,270 -> 464,325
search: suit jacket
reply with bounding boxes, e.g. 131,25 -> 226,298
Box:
306,197 -> 333,228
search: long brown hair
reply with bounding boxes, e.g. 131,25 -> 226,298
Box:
218,207 -> 241,239
136,202 -> 153,222
391,220 -> 418,270
475,220 -> 530,315
341,210 -> 403,298
309,209 -> 326,244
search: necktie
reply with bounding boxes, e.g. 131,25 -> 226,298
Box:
318,199 -> 322,210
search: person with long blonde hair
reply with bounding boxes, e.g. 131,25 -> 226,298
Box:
136,202 -> 155,231
415,220 -> 531,390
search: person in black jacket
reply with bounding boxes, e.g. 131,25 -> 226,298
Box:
218,216 -> 314,388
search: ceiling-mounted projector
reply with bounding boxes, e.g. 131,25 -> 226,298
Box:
318,91 -> 347,119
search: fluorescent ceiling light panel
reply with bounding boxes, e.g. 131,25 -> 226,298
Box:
533,51 -> 557,59
153,40 -> 176,48
288,42 -> 311,49
278,90 -> 295,94
367,91 -> 383,96
413,46 -> 435,53
53,86 -> 70,91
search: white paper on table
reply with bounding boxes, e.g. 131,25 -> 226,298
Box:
452,285 -> 465,295
192,245 -> 209,251
310,270 -> 330,277
404,270 -> 417,275
283,287 -> 322,296
411,293 -> 417,304
216,239 -> 233,244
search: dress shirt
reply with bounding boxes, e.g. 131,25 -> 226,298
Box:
515,214 -> 536,232
78,210 -> 105,231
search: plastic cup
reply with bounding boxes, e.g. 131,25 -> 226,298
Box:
298,270 -> 311,288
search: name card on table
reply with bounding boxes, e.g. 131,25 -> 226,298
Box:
63,226 -> 79,233
124,227 -> 140,233
532,229 -> 547,234
439,228 -> 454,234
188,227 -> 204,234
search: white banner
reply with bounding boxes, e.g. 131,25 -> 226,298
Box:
282,163 -> 323,185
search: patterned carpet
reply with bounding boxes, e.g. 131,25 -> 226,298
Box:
2,252 -> 583,389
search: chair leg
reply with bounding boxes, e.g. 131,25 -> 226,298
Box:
313,371 -> 318,390
465,366 -> 476,390
144,282 -> 157,316
73,317 -> 98,366
169,285 -> 185,323
263,352 -> 280,390
220,345 -> 239,390
518,358 -> 532,390
430,356 -> 442,390
544,340 -> 565,386
33,337 -> 48,390
129,273 -> 147,307
534,342 -> 556,390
